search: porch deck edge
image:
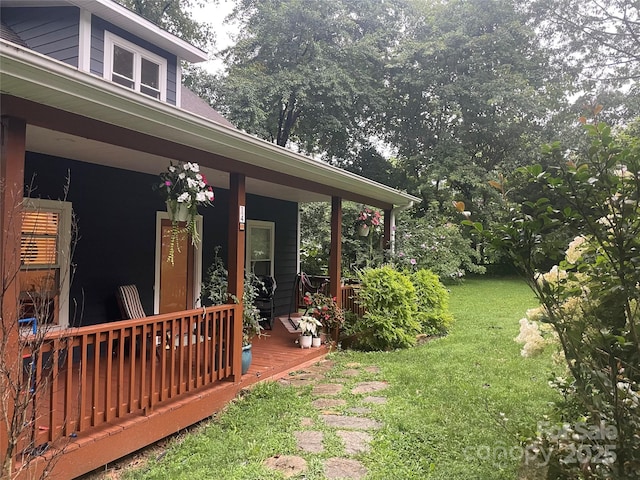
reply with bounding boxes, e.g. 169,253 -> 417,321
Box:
47,344 -> 329,479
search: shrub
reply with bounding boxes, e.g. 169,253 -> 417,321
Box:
473,120 -> 640,478
411,269 -> 454,335
349,266 -> 420,350
389,213 -> 485,283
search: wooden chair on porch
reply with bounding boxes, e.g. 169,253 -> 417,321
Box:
116,285 -> 160,356
116,285 -> 147,320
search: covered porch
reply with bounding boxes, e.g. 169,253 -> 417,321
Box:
0,39 -> 418,479
13,307 -> 329,479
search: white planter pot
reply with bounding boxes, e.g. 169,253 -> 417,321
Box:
299,335 -> 313,349
167,200 -> 189,222
312,337 -> 322,347
358,224 -> 370,237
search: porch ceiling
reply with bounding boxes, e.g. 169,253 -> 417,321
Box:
0,40 -> 420,209
25,125 -> 327,204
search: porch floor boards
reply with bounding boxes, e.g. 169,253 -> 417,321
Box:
19,316 -> 328,480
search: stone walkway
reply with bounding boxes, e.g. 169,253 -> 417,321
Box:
263,360 -> 388,479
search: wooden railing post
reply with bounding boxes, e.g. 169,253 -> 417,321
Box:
228,173 -> 246,382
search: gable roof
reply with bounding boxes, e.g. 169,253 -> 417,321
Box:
0,0 -> 208,62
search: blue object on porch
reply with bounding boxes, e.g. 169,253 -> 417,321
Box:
19,317 -> 37,393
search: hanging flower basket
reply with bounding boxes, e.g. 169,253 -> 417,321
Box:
355,207 -> 381,237
155,162 -> 214,264
166,200 -> 189,222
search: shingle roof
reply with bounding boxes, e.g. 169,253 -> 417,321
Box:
180,86 -> 235,129
0,21 -> 28,47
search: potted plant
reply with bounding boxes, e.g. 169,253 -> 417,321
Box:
200,248 -> 263,374
355,207 -> 381,236
303,292 -> 345,344
297,315 -> 321,348
156,161 -> 214,263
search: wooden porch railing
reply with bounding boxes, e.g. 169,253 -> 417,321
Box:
340,284 -> 365,318
17,304 -> 240,454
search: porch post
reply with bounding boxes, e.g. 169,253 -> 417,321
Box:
329,196 -> 342,343
227,173 -> 245,383
0,116 -> 26,468
383,208 -> 392,251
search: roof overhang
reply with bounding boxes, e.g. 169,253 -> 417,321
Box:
0,0 -> 208,62
0,40 -> 419,210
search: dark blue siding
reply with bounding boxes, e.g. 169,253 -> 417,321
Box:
2,7 -> 79,67
246,196 -> 299,315
91,17 -> 178,105
24,154 -> 298,324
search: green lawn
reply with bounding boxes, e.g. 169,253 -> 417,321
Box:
126,277 -> 559,479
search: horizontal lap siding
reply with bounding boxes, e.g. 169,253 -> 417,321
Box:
23,155 -> 299,325
2,6 -> 79,67
24,155 -> 228,326
247,195 -> 299,315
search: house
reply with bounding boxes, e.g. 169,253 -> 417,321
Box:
0,0 -> 419,477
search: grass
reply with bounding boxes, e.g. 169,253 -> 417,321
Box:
125,277 -> 559,479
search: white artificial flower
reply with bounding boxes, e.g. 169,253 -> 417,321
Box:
206,190 -> 214,201
196,173 -> 203,181
178,172 -> 186,180
177,192 -> 190,203
196,191 -> 206,202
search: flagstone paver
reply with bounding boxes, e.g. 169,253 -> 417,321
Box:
362,395 -> 387,405
312,383 -> 343,396
300,417 -> 314,427
271,363 -> 386,478
351,381 -> 389,394
336,430 -> 373,455
294,430 -> 324,453
324,457 -> 368,479
263,455 -> 307,478
321,414 -> 383,430
312,398 -> 347,409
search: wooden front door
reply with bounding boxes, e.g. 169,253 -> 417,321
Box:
158,219 -> 194,314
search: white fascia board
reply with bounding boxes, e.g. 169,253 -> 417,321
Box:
1,0 -> 208,62
0,42 -> 419,207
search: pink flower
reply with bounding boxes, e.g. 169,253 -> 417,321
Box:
410,258 -> 417,265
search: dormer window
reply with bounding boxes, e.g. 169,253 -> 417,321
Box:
104,32 -> 167,101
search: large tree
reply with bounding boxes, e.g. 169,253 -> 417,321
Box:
210,0 -> 407,162
529,0 -> 640,86
384,0 -> 570,221
114,0 -> 214,50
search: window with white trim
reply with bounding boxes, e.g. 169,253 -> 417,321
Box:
246,221 -> 275,278
104,31 -> 167,101
19,199 -> 72,329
